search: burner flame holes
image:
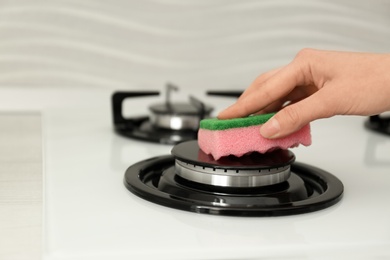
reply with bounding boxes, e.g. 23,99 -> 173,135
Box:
177,160 -> 289,176
175,160 -> 291,188
212,197 -> 227,206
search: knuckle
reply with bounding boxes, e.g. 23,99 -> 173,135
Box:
293,48 -> 318,85
253,71 -> 274,86
261,86 -> 275,103
280,106 -> 302,129
254,73 -> 267,84
295,48 -> 317,60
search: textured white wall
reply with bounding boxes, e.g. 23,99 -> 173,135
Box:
0,0 -> 389,91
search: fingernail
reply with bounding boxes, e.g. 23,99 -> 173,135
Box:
260,118 -> 280,138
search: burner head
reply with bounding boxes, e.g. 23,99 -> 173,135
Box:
111,85 -> 214,144
149,102 -> 213,130
171,140 -> 295,188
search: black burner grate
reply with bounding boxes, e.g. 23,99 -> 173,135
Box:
124,141 -> 344,217
365,115 -> 390,136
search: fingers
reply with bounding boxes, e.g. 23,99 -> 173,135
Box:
260,88 -> 334,138
218,62 -> 308,119
255,86 -> 315,114
217,67 -> 283,119
237,67 -> 283,102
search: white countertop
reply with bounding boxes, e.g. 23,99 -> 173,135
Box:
0,113 -> 42,260
1,87 -> 389,260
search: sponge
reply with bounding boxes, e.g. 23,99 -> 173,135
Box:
198,113 -> 311,160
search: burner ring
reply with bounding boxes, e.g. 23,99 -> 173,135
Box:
175,159 -> 291,187
149,113 -> 206,130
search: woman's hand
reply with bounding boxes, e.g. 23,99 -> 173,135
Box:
218,49 -> 390,138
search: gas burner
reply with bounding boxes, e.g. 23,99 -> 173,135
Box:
124,140 -> 344,217
365,115 -> 390,136
111,83 -> 213,144
172,141 -> 295,187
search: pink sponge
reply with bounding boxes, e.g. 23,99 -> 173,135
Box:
198,113 -> 311,160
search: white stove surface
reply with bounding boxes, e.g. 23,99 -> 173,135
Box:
1,87 -> 390,259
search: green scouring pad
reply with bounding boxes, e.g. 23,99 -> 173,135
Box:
199,113 -> 275,131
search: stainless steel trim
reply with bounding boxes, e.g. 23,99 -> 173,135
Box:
175,159 -> 291,187
150,113 -> 204,130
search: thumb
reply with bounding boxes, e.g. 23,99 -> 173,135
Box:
259,91 -> 330,138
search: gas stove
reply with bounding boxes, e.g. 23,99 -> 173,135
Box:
1,87 -> 389,259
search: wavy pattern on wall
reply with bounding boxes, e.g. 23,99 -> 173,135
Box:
0,0 -> 389,89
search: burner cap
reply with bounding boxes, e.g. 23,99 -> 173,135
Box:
171,140 -> 295,187
171,140 -> 295,169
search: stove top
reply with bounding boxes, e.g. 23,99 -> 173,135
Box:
2,88 -> 389,259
